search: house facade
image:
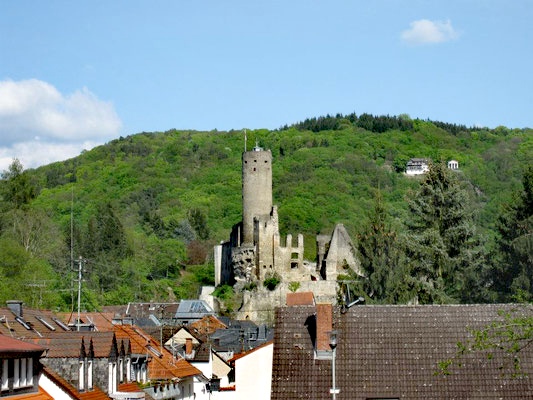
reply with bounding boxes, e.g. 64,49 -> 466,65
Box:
228,341 -> 273,400
0,301 -> 206,399
0,335 -> 47,398
405,158 -> 430,175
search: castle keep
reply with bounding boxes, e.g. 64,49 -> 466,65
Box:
214,144 -> 362,318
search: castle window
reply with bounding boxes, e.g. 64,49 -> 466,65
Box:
291,262 -> 298,269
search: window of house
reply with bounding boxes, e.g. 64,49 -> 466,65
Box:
1,359 -> 8,391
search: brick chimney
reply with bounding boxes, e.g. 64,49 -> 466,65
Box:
316,303 -> 333,352
6,300 -> 23,317
185,338 -> 193,357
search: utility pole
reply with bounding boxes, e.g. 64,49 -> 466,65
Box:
76,256 -> 84,332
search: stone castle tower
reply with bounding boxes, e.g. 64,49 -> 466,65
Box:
213,143 -> 362,320
241,146 -> 272,245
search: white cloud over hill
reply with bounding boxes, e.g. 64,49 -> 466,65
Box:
0,79 -> 122,171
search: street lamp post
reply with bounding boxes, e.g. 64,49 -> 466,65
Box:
329,330 -> 340,399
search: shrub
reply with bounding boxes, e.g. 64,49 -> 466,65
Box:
288,281 -> 301,293
263,272 -> 281,291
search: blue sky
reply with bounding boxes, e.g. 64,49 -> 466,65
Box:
0,1 -> 532,170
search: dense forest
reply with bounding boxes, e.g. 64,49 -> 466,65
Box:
0,113 -> 531,312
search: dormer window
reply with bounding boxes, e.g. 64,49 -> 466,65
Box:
11,358 -> 33,389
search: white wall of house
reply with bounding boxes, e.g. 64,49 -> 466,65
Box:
234,343 -> 273,400
39,373 -> 76,400
165,329 -> 200,348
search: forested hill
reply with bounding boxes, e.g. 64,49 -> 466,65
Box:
0,114 -> 531,310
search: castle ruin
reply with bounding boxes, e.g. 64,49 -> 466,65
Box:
213,144 -> 362,321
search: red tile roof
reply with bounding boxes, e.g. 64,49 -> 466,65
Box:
228,340 -> 273,363
0,306 -> 68,339
8,387 -> 53,400
188,315 -> 227,336
43,366 -> 111,400
113,325 -> 202,381
57,311 -> 116,331
286,292 -> 315,306
29,331 -> 119,358
0,334 -> 46,353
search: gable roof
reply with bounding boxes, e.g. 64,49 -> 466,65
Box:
42,366 -> 111,400
272,304 -> 533,399
228,340 -> 273,363
113,324 -> 202,381
0,305 -> 71,339
57,311 -> 116,331
0,334 -> 46,354
29,331 -> 122,358
188,315 -> 227,336
7,387 -> 53,400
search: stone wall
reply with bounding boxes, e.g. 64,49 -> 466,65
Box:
232,281 -> 338,325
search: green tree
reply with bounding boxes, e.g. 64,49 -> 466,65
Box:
493,164 -> 533,301
357,190 -> 401,301
399,162 -> 488,303
1,159 -> 36,209
188,207 -> 210,240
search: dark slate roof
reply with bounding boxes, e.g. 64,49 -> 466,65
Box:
271,304 -> 533,400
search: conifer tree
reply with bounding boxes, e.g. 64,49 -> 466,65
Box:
494,164 -> 533,301
357,190 -> 401,301
400,162 -> 488,304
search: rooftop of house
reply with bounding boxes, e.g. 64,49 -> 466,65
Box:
188,315 -> 227,336
174,300 -> 214,321
113,324 -> 202,381
42,366 -> 112,400
286,292 -> 316,306
29,331 -> 123,359
272,303 -> 533,400
0,302 -> 71,339
57,311 -> 116,331
6,387 -> 53,400
0,334 -> 46,354
228,340 -> 274,364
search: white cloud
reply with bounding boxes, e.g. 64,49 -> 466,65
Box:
401,19 -> 459,45
0,79 -> 122,171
